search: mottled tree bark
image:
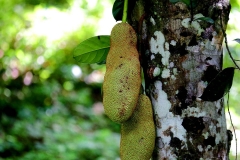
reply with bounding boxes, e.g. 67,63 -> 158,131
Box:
131,0 -> 231,159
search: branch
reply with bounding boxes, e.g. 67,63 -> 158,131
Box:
220,13 -> 240,70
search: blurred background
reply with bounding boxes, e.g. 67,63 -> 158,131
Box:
0,0 -> 239,159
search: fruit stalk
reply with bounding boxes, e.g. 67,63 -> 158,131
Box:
122,0 -> 128,22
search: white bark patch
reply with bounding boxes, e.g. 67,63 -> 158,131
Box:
161,68 -> 170,78
170,40 -> 176,46
191,21 -> 204,35
157,116 -> 186,157
215,132 -> 221,145
205,145 -> 212,151
181,14 -> 205,35
181,18 -> 190,28
159,148 -> 177,160
198,145 -> 203,152
151,81 -> 187,159
162,51 -> 170,65
153,67 -> 161,77
202,132 -> 209,139
150,54 -> 155,60
197,81 -> 207,97
157,117 -> 187,159
150,31 -> 165,54
150,16 -> 156,25
214,99 -> 222,111
157,116 -> 187,159
211,32 -> 219,49
215,1 -> 229,9
182,107 -> 206,117
161,116 -> 187,142
171,75 -> 176,80
205,40 -> 216,51
202,114 -> 226,145
173,68 -> 178,75
165,42 -> 169,50
152,81 -> 171,118
149,31 -> 170,66
169,62 -> 174,68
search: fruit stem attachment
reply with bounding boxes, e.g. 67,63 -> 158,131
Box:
122,0 -> 128,23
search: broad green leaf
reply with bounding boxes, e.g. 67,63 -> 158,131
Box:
73,36 -> 110,64
233,38 -> 240,43
200,67 -> 235,101
194,17 -> 214,24
112,0 -> 137,21
112,0 -> 124,21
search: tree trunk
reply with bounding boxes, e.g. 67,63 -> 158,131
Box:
131,0 -> 231,159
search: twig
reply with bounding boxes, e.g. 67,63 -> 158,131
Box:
227,93 -> 237,160
220,13 -> 240,70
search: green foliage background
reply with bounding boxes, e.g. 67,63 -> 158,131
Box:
0,0 -> 239,159
0,0 -> 120,159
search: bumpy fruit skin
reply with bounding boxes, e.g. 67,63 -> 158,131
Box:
120,94 -> 156,160
103,23 -> 141,123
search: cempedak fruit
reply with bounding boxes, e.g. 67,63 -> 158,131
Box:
120,94 -> 156,160
103,23 -> 141,123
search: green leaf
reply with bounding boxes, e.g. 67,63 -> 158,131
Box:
181,0 -> 197,8
73,36 -> 110,64
112,0 -> 137,21
190,0 -> 197,8
169,0 -> 180,3
233,38 -> 240,43
112,0 -> 124,21
194,17 -> 214,24
200,67 -> 235,101
181,0 -> 191,6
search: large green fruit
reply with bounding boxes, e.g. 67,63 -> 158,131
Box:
103,23 -> 141,123
120,94 -> 156,160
